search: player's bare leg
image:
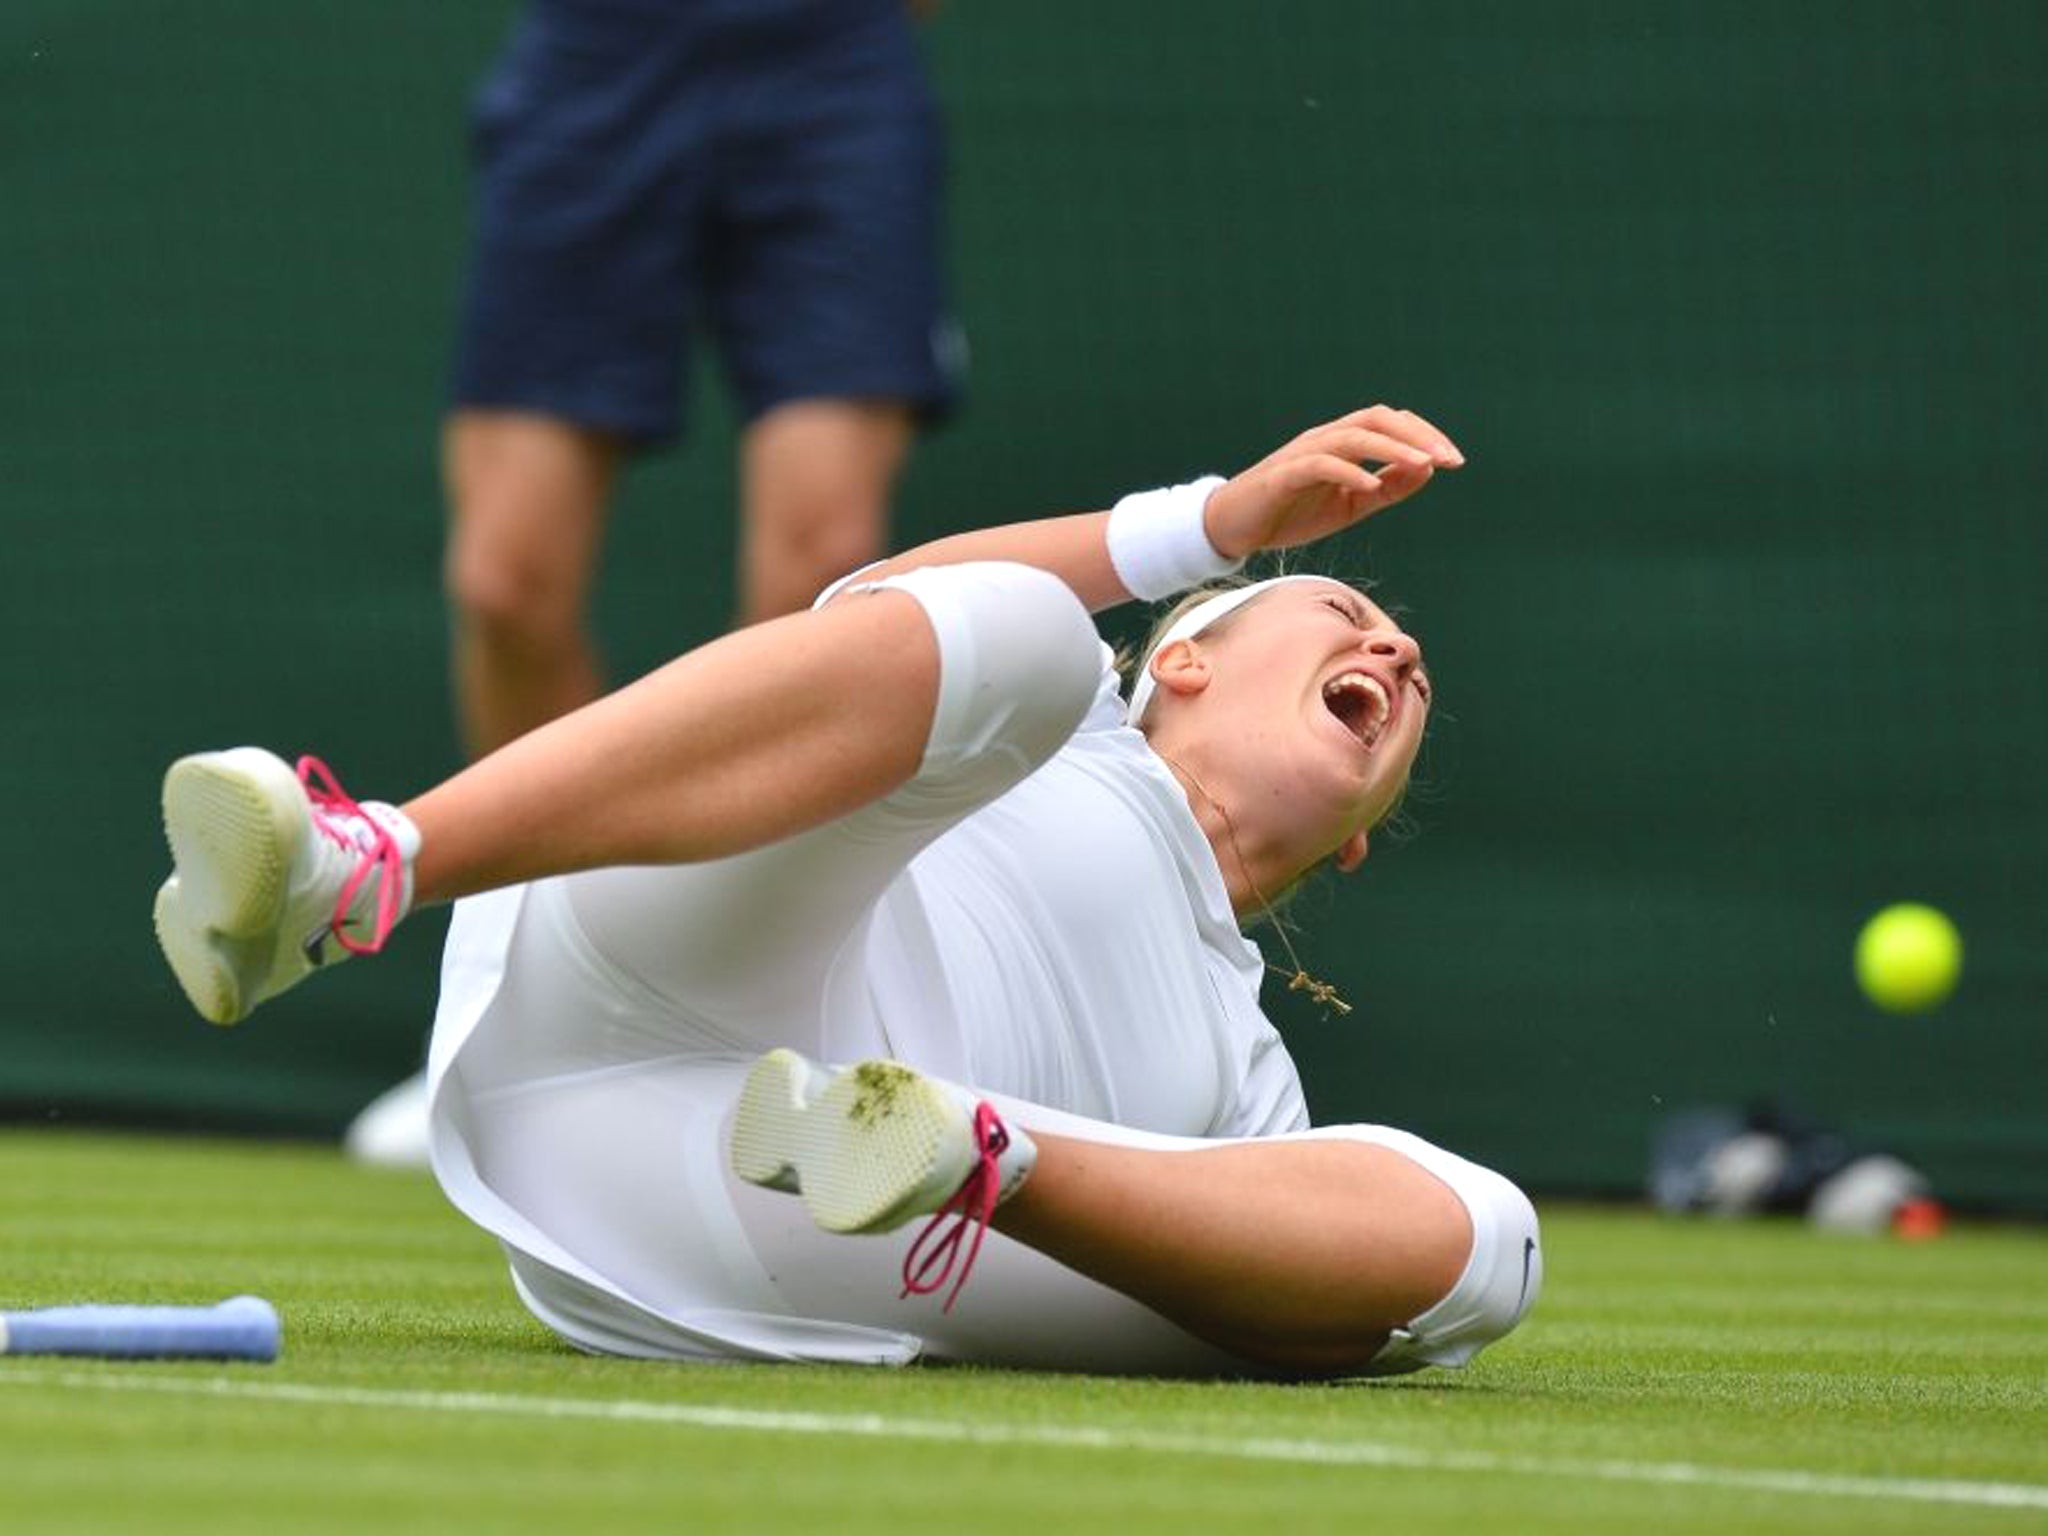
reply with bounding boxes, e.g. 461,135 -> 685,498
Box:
156,589 -> 945,1022
443,410 -> 620,755
402,587 -> 939,903
738,399 -> 913,626
996,1133 -> 1469,1376
731,1050 -> 1472,1377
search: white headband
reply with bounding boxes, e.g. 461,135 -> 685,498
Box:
1125,574 -> 1337,725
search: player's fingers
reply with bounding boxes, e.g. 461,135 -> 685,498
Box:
1324,404 -> 1464,466
1284,453 -> 1384,502
1369,456 -> 1436,505
1394,406 -> 1464,466
1296,424 -> 1436,472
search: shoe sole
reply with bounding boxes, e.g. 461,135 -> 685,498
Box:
730,1050 -> 964,1234
729,1048 -> 826,1195
154,750 -> 306,1026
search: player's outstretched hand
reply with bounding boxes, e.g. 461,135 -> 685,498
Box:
1203,405 -> 1464,560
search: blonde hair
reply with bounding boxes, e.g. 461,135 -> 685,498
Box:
1114,574 -> 1261,694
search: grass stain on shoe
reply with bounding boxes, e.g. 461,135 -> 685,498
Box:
849,1062 -> 916,1126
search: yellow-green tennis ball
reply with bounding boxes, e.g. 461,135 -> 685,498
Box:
1854,903 -> 1962,1013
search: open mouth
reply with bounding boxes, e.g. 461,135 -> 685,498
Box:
1322,671 -> 1391,748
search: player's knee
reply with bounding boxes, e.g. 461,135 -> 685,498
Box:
858,561 -> 1100,781
1366,1160 -> 1542,1377
1275,1127 -> 1541,1378
971,563 -> 1103,749
1218,1164 -> 1482,1381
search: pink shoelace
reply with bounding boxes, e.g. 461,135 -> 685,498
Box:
297,755 -> 404,957
899,1102 -> 1010,1313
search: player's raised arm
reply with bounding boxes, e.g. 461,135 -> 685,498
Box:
826,404 -> 1464,614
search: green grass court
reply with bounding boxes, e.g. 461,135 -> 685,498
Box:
3,1131 -> 2043,1534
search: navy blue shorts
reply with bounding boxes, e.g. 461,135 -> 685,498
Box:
449,0 -> 962,447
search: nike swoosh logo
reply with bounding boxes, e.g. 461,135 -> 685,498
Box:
1516,1236 -> 1537,1311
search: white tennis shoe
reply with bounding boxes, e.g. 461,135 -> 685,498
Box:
153,748 -> 419,1026
730,1049 -> 1036,1308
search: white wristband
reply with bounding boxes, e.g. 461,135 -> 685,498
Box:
1104,475 -> 1240,601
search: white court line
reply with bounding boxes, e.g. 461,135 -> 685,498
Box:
5,1367 -> 2047,1512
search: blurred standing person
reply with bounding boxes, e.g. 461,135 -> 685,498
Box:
449,0 -> 960,742
350,0 -> 961,1163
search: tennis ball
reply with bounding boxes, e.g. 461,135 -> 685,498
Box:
1854,903 -> 1962,1013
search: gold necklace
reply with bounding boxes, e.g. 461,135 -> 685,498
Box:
1158,751 -> 1353,1017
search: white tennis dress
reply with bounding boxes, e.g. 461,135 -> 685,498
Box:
423,562 -> 1540,1374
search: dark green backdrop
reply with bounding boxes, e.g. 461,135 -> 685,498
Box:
5,3 -> 2044,1210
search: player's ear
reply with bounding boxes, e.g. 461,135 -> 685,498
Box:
1149,638 -> 1212,701
1334,829 -> 1368,873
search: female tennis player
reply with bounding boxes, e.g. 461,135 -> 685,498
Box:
154,403 -> 1541,1379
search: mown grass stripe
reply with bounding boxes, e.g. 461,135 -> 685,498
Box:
7,1367 -> 2046,1512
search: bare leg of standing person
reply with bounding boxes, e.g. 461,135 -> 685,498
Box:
443,410 -> 621,757
737,399 -> 914,627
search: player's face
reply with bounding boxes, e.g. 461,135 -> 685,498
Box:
1199,580 -> 1430,873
